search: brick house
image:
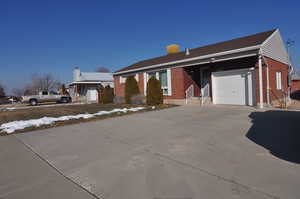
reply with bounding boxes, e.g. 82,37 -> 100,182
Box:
291,73 -> 300,100
113,29 -> 290,108
291,73 -> 300,93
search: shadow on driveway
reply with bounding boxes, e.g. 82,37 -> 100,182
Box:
247,110 -> 300,164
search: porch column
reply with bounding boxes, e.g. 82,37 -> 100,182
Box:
200,69 -> 203,105
258,55 -> 264,108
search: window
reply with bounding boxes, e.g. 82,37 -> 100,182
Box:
148,72 -> 156,79
42,91 -> 48,95
49,91 -> 58,95
159,70 -> 168,95
145,69 -> 171,96
276,72 -> 282,90
120,74 -> 138,84
119,76 -> 126,84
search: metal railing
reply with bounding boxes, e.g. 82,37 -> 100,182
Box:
270,89 -> 289,108
185,84 -> 194,104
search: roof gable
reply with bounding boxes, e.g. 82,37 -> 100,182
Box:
261,30 -> 289,65
115,29 -> 276,74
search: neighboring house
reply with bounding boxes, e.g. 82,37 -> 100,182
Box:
291,73 -> 300,93
113,29 -> 290,108
69,67 -> 114,102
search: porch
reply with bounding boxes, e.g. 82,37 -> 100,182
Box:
182,56 -> 258,106
69,83 -> 101,103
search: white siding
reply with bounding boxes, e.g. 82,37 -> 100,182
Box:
261,30 -> 289,65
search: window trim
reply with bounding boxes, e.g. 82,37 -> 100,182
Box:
276,71 -> 282,90
119,76 -> 126,84
135,74 -> 139,82
120,74 -> 139,84
144,69 -> 172,96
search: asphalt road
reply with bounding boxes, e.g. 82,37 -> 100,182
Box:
1,105 -> 300,199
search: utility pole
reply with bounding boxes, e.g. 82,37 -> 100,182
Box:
286,39 -> 295,104
286,39 -> 295,68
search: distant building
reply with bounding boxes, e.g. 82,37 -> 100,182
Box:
69,67 -> 114,103
291,72 -> 300,93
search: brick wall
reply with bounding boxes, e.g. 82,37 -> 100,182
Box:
114,76 -> 125,97
114,67 -> 192,100
164,67 -> 200,99
254,57 -> 289,105
291,80 -> 300,93
265,57 -> 289,104
114,73 -> 144,97
164,67 -> 185,99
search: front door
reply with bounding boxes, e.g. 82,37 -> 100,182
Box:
87,89 -> 98,101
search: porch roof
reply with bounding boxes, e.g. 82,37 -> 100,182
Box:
114,29 -> 276,75
69,81 -> 114,87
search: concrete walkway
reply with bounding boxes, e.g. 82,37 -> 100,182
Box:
1,105 -> 300,198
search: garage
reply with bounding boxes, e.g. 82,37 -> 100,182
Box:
211,68 -> 256,106
87,89 -> 98,102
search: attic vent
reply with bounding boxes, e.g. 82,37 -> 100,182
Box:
166,44 -> 180,54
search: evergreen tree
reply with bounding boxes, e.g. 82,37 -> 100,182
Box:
125,76 -> 140,104
0,84 -> 5,97
146,76 -> 163,105
102,85 -> 114,104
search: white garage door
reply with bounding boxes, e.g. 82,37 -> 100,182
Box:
212,68 -> 255,106
87,89 -> 98,101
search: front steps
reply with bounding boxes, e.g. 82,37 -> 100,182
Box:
164,97 -> 213,106
185,97 -> 201,105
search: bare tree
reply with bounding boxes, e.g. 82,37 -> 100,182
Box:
12,88 -> 25,97
0,84 -> 5,97
30,73 -> 60,92
95,67 -> 110,73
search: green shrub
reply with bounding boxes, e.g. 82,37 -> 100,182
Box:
102,85 -> 114,104
146,76 -> 163,105
125,76 -> 140,104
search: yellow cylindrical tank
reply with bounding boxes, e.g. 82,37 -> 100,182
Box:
166,44 -> 180,54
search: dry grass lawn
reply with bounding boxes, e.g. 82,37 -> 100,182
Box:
0,103 -> 175,135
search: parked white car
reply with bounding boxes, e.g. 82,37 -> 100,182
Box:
21,91 -> 72,106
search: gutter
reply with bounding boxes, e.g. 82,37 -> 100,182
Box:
113,45 -> 261,75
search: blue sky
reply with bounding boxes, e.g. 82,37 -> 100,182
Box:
0,0 -> 299,93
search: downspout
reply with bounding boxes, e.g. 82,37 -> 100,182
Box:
258,52 -> 264,109
262,56 -> 271,105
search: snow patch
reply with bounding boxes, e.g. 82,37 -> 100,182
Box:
6,107 -> 16,110
0,107 -> 145,134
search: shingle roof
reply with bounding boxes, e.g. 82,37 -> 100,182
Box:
80,72 -> 113,82
115,29 -> 276,74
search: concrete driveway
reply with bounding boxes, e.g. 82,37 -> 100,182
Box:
2,105 -> 300,199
